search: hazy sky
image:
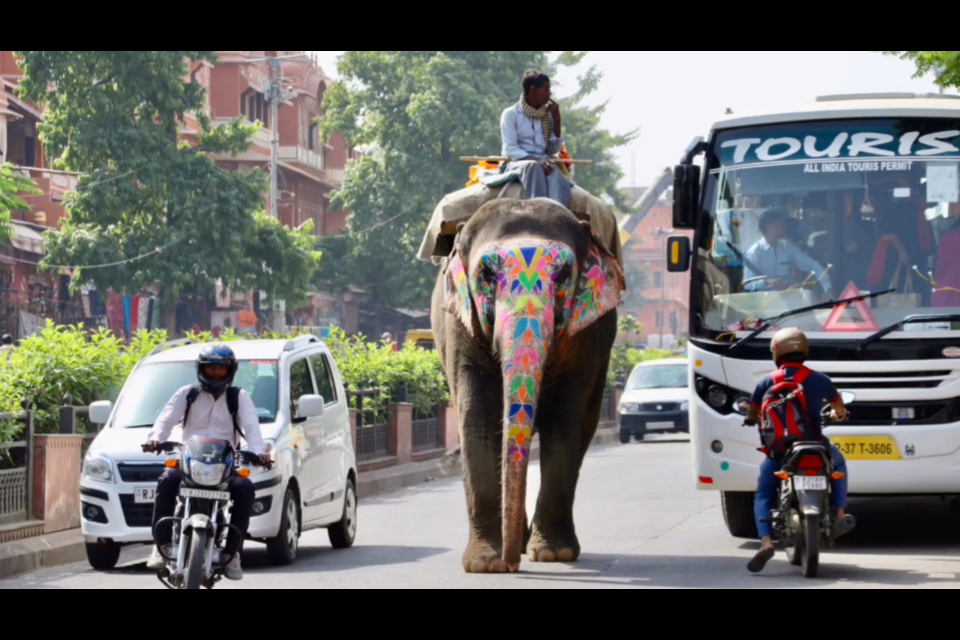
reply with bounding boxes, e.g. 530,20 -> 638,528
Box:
308,51 -> 941,190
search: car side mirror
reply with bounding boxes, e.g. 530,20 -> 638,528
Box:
666,236 -> 692,273
295,394 -> 325,421
89,400 -> 113,425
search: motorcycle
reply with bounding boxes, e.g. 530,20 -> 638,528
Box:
745,390 -> 857,578
142,437 -> 271,589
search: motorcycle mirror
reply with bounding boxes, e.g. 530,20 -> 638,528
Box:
840,391 -> 856,405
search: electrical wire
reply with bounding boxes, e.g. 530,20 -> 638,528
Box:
5,238 -> 182,270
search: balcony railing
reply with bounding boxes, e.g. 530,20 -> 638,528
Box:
278,146 -> 325,172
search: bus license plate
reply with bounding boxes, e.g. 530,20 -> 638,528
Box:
830,436 -> 902,461
180,488 -> 231,501
794,476 -> 827,491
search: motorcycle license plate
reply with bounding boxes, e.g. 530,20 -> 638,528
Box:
180,488 -> 231,501
794,476 -> 828,491
134,487 -> 156,503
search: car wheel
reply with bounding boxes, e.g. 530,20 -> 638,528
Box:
619,430 -> 631,444
85,542 -> 121,571
328,478 -> 357,549
266,488 -> 300,566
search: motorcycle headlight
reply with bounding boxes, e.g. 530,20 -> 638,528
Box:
82,454 -> 114,483
189,461 -> 226,486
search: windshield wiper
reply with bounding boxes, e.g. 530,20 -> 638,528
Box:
725,289 -> 896,358
857,314 -> 960,352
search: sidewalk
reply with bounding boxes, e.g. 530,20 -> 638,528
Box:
0,423 -> 620,580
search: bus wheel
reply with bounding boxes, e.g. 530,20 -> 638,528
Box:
722,491 -> 759,539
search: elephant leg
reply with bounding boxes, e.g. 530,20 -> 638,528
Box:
455,362 -> 509,573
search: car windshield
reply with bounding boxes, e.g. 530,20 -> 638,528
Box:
693,117 -> 960,339
627,364 -> 688,390
110,360 -> 280,428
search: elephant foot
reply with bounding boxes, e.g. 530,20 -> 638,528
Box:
527,528 -> 580,564
463,541 -> 514,574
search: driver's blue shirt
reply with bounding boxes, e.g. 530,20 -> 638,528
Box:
751,365 -> 840,440
743,237 -> 833,293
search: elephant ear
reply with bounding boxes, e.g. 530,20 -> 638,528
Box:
567,230 -> 626,336
441,249 -> 476,336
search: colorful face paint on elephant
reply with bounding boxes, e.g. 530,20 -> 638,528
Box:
467,240 -> 578,462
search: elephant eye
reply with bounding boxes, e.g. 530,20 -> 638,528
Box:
555,263 -> 573,285
479,263 -> 497,286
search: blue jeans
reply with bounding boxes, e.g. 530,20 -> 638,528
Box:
754,440 -> 848,539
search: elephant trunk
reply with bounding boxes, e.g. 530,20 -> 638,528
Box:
500,306 -> 551,571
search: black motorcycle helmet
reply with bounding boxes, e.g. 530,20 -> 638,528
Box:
196,344 -> 238,394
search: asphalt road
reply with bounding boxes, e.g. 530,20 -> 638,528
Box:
3,437 -> 959,589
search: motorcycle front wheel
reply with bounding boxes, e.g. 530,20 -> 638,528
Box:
801,513 -> 820,578
184,528 -> 208,590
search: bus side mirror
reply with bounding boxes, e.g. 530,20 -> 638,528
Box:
666,236 -> 692,273
673,163 -> 700,229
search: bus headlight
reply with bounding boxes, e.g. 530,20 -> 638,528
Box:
733,394 -> 752,415
708,385 -> 728,408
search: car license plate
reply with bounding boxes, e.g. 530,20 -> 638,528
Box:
648,422 -> 674,430
893,407 -> 915,420
830,436 -> 902,461
134,487 -> 156,503
180,488 -> 231,501
794,476 -> 828,491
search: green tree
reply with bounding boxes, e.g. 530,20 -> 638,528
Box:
317,51 -> 638,310
882,51 -> 960,87
13,51 -> 321,325
0,162 -> 41,242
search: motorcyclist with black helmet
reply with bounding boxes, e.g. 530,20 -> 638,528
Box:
144,344 -> 268,580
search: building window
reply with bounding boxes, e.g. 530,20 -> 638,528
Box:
670,311 -> 679,333
240,88 -> 269,128
308,122 -> 318,151
654,271 -> 664,288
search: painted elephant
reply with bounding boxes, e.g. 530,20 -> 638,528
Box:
431,198 -> 624,573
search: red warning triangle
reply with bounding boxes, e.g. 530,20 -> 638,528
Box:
822,281 -> 880,332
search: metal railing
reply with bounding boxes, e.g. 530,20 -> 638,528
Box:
0,401 -> 35,526
348,387 -> 390,461
411,408 -> 442,452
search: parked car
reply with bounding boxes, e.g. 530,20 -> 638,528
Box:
79,335 -> 359,571
619,358 -> 690,443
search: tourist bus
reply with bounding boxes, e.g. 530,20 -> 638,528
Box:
665,93 -> 960,537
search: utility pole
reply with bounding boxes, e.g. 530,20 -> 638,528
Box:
935,62 -> 945,95
243,52 -> 310,219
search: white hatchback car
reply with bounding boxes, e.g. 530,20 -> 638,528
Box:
79,335 -> 358,571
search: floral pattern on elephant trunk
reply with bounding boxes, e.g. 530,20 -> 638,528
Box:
471,240 -> 578,464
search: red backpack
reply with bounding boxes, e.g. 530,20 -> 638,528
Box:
759,366 -> 814,459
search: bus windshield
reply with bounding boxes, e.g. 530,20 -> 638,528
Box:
694,117 -> 960,339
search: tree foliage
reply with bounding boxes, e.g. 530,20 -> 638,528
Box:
882,51 -> 960,88
317,51 -> 638,310
13,51 -> 321,309
0,162 -> 42,242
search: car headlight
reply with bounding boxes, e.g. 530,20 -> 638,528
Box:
82,454 -> 114,483
620,403 -> 640,414
190,461 -> 226,486
680,401 -> 689,412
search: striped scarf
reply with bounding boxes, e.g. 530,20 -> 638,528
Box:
519,94 -> 553,154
